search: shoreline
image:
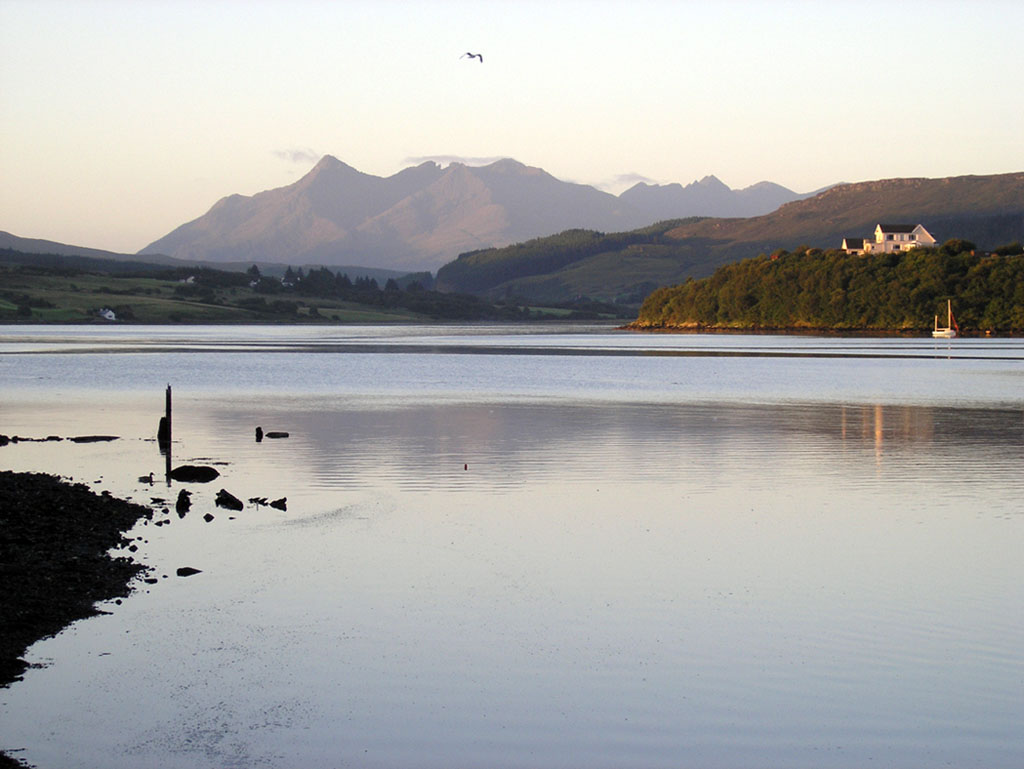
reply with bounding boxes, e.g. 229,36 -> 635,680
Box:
0,471 -> 153,767
622,323 -> 1011,337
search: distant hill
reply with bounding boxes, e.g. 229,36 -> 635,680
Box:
436,173 -> 1024,304
139,156 -> 806,273
0,231 -> 410,284
0,231 -> 178,265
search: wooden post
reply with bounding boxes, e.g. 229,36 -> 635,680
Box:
158,385 -> 172,485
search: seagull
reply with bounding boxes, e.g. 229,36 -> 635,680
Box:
460,52 -> 483,63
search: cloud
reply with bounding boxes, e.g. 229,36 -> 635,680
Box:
592,172 -> 658,192
272,147 -> 321,165
404,154 -> 507,168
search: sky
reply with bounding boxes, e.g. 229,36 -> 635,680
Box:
2,0 -> 1022,254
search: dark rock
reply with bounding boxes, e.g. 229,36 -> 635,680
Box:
203,513 -> 215,523
175,489 -> 192,514
169,465 -> 219,483
0,435 -> 9,447
176,567 -> 202,578
215,489 -> 244,511
265,431 -> 289,439
255,426 -> 263,443
69,435 -> 120,443
45,435 -> 63,442
157,416 -> 170,445
270,497 -> 287,511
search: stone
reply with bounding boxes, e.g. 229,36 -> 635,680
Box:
215,489 -> 244,511
170,465 -> 220,483
175,489 -> 192,514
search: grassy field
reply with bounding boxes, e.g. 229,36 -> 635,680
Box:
0,266 -> 428,324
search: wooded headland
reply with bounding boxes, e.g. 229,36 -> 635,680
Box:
631,242 -> 1024,334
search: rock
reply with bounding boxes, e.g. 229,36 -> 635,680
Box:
176,567 -> 202,577
265,431 -> 289,439
170,465 -> 219,483
203,513 -> 215,523
0,435 -> 9,446
255,426 -> 263,442
175,489 -> 191,514
215,489 -> 244,511
69,435 -> 120,443
270,497 -> 287,511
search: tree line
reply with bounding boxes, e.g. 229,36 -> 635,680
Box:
633,241 -> 1024,333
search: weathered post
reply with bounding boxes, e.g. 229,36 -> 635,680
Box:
158,385 -> 172,485
157,385 -> 172,446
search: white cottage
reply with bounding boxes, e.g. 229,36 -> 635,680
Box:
842,224 -> 936,254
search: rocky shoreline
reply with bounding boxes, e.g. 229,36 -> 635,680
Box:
0,470 -> 153,767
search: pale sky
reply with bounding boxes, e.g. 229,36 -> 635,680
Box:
2,0 -> 1022,254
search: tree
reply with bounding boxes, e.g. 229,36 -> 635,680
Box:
940,239 -> 977,256
994,241 -> 1023,256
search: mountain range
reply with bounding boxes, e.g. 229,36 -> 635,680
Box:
139,156 -> 811,272
436,172 -> 1024,304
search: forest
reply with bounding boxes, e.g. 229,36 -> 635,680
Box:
632,241 -> 1024,333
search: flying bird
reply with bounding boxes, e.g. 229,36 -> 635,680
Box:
460,52 -> 483,63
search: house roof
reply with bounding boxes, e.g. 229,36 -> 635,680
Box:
877,223 -> 916,233
843,238 -> 865,247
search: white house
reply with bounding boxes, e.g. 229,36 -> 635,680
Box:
98,308 -> 117,321
842,224 -> 937,254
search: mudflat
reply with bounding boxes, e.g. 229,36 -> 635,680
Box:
0,471 -> 152,688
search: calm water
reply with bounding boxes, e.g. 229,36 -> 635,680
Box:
1,324 -> 1022,769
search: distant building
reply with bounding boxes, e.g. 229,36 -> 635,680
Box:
842,224 -> 936,254
841,237 -> 866,254
98,308 -> 117,321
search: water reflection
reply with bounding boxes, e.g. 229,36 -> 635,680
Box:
2,330 -> 1024,768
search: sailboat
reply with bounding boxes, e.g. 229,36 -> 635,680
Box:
932,299 -> 959,338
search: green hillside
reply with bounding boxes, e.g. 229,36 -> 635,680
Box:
632,243 -> 1024,333
435,173 -> 1024,306
435,221 -> 711,304
0,252 -> 534,324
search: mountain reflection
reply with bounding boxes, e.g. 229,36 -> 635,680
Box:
202,400 -> 1024,494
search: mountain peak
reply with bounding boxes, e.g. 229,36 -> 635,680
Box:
307,155 -> 358,176
695,175 -> 728,191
